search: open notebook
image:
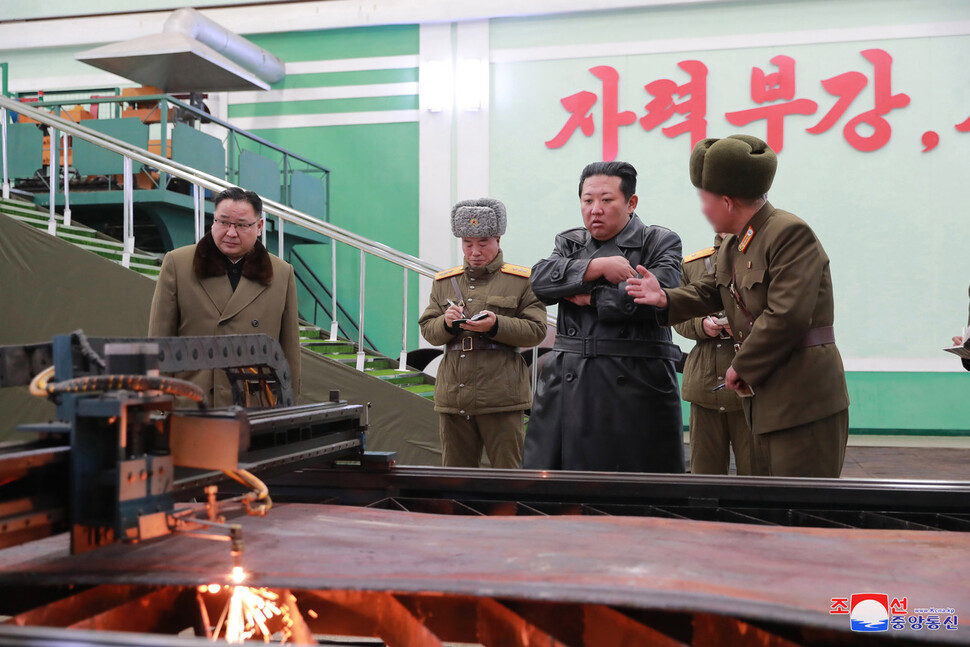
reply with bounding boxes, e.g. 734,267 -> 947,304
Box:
943,325 -> 970,360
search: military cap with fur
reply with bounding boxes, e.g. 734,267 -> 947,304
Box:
689,134 -> 777,198
451,198 -> 507,238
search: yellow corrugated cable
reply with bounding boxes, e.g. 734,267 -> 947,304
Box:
28,366 -> 55,398
28,368 -> 205,403
221,469 -> 272,516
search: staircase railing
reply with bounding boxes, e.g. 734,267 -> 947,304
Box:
0,95 -> 550,379
290,246 -> 378,351
18,93 -> 330,213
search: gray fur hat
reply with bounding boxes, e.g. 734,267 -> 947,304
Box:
451,198 -> 507,238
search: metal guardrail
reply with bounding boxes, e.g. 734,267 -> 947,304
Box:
0,95 -> 553,379
289,246 -> 378,351
21,93 -> 330,208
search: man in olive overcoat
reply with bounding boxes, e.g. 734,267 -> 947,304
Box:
149,187 -> 301,407
627,136 -> 849,478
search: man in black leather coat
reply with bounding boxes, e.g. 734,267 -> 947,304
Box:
523,161 -> 686,473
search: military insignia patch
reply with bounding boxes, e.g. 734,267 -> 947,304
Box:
435,266 -> 464,280
469,218 -> 480,226
738,226 -> 755,253
683,247 -> 716,263
500,263 -> 532,278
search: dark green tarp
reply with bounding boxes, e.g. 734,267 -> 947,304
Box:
299,348 -> 440,465
0,212 -> 155,442
0,211 -> 440,465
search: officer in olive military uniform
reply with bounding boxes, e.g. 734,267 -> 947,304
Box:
673,234 -> 751,475
418,198 -> 548,468
627,135 -> 850,478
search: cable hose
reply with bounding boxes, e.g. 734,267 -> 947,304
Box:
222,469 -> 272,516
42,374 -> 205,403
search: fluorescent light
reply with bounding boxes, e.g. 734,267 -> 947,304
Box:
456,58 -> 488,112
422,59 -> 452,113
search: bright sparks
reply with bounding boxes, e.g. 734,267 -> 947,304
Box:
200,568 -> 299,643
218,587 -> 287,643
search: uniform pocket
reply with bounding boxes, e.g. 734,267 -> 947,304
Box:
507,352 -> 529,403
739,268 -> 768,314
485,295 -> 519,315
740,268 -> 767,290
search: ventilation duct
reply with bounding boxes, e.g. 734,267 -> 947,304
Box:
75,8 -> 285,93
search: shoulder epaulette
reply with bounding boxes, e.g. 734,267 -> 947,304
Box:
500,263 -> 532,278
434,266 -> 464,280
683,247 -> 716,263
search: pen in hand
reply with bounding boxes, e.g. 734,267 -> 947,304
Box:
447,298 -> 466,316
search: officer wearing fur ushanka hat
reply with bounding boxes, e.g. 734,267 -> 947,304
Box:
450,197 -> 507,238
419,198 -> 547,468
689,134 -> 777,197
626,135 -> 850,479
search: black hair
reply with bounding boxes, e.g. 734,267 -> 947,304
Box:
578,161 -> 637,201
214,187 -> 263,217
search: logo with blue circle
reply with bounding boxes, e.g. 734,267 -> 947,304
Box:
850,593 -> 890,632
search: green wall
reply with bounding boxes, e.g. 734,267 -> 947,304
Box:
238,25 -> 421,357
259,122 -> 421,356
2,2 -> 968,435
488,0 -> 970,435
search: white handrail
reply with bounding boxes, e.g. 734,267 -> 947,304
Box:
356,250 -> 366,371
329,240 -> 339,342
0,95 -> 554,386
0,95 -> 441,277
61,131 -> 71,226
399,267 -> 409,371
192,183 -> 204,242
122,156 -> 134,267
47,126 -> 57,235
0,107 -> 8,200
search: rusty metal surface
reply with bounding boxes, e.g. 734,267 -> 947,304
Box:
0,503 -> 967,639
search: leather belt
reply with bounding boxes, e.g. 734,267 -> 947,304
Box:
800,325 -> 835,348
734,325 -> 835,353
553,337 -> 683,362
446,335 -> 516,352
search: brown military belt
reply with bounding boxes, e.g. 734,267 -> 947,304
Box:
446,335 -> 517,352
554,337 -> 683,362
800,325 -> 835,347
734,325 -> 835,353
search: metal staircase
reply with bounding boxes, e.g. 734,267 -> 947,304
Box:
300,325 -> 436,399
0,194 -> 439,401
0,94 -> 549,405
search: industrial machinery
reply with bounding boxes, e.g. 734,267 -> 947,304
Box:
0,333 -> 968,646
0,331 -> 384,556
